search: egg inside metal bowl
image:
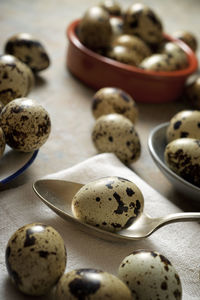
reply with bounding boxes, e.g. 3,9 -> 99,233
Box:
148,122 -> 200,201
66,19 -> 198,103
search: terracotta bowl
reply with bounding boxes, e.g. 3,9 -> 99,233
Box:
66,19 -> 198,103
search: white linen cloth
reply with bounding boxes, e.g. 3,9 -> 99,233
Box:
0,153 -> 199,300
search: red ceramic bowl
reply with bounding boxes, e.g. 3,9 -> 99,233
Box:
66,19 -> 198,103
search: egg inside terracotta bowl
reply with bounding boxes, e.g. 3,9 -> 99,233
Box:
66,19 -> 198,103
148,122 -> 200,201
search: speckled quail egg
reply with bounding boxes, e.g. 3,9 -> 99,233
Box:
99,0 -> 121,16
118,250 -> 182,300
164,138 -> 200,187
172,30 -> 198,52
72,176 -> 144,232
5,223 -> 66,296
0,97 -> 51,152
123,3 -> 163,45
5,33 -> 50,72
92,87 -> 138,124
185,77 -> 200,109
107,45 -> 144,66
0,54 -> 34,105
0,127 -> 6,159
159,41 -> 188,70
78,6 -> 112,50
139,54 -> 174,72
112,34 -> 152,60
166,110 -> 200,143
92,114 -> 141,164
56,268 -> 133,300
109,17 -> 124,39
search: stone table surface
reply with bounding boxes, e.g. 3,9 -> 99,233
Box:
0,0 -> 200,299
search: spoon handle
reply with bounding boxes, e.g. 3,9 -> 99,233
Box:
159,212 -> 200,227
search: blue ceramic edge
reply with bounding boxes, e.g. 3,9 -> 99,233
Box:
0,150 -> 39,184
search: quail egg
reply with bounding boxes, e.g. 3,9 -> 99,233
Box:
139,54 -> 174,71
56,268 -> 133,300
72,176 -> 144,232
123,3 -> 163,45
0,54 -> 34,105
0,127 -> 5,159
5,33 -> 50,72
164,138 -> 200,187
107,45 -> 144,66
92,87 -> 138,124
99,0 -> 121,16
185,77 -> 200,109
172,30 -> 198,52
78,6 -> 112,50
159,41 -> 188,70
109,17 -> 124,38
166,110 -> 200,143
112,34 -> 152,59
118,250 -> 182,300
92,114 -> 141,164
0,97 -> 51,152
5,223 -> 66,296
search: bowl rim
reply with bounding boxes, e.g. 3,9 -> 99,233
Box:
67,19 -> 198,80
148,122 -> 200,193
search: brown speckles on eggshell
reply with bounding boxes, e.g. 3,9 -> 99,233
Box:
5,33 -> 50,72
72,176 -> 144,232
172,30 -> 197,52
5,223 -> 66,296
107,45 -> 144,66
118,250 -> 182,299
111,34 -> 152,61
56,269 -> 132,299
167,110 -> 200,143
139,54 -> 175,71
0,55 -> 34,105
0,97 -> 51,152
99,0 -> 122,16
92,87 -> 138,124
164,138 -> 200,187
123,3 -> 163,45
78,6 -> 112,50
92,113 -> 141,164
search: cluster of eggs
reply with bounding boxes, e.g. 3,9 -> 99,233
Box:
165,110 -> 200,187
0,33 -> 50,105
91,86 -> 141,165
77,0 -> 197,72
5,222 -> 182,299
0,34 -> 51,157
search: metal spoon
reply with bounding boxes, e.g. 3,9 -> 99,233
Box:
33,179 -> 200,241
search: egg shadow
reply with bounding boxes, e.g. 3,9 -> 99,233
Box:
33,74 -> 48,89
0,169 -> 36,191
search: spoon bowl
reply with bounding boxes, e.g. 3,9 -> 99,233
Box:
33,179 -> 200,241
